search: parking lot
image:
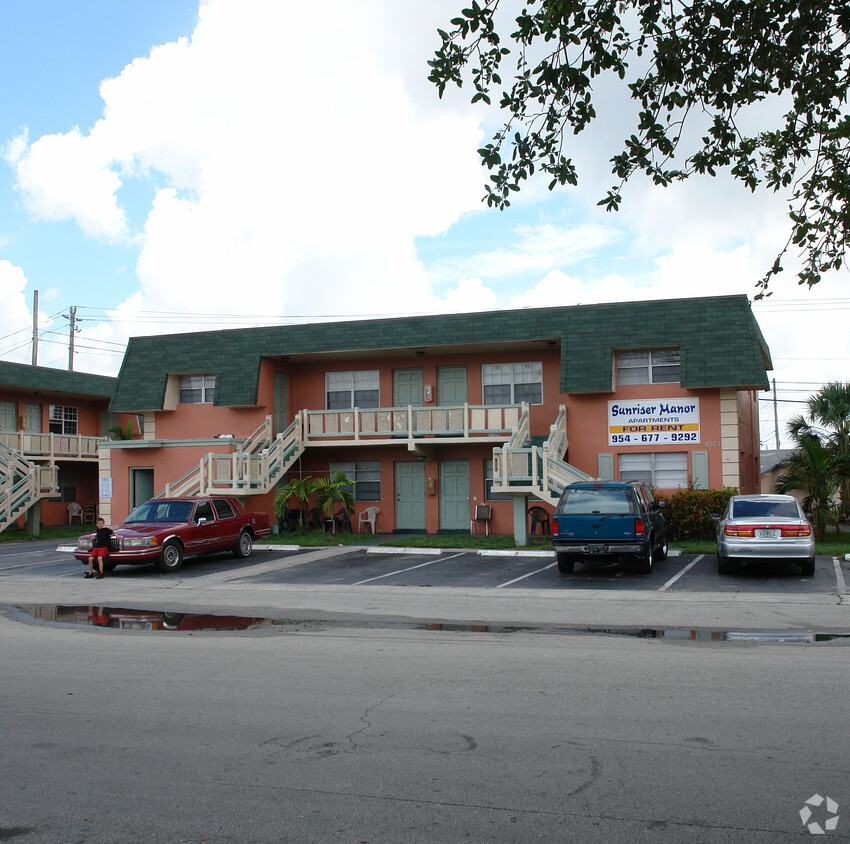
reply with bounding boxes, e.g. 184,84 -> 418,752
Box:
0,540 -> 845,597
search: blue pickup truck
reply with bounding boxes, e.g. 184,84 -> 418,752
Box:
552,481 -> 668,575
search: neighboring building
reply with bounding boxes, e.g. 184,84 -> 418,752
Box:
98,294 -> 771,541
0,361 -> 124,532
760,449 -> 805,504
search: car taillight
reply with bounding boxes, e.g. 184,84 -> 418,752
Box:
724,525 -> 754,537
552,521 -> 559,537
634,518 -> 646,537
781,523 -> 812,537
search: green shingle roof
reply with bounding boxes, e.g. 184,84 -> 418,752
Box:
109,295 -> 772,412
0,360 -> 116,398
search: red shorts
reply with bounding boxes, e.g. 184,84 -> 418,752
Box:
91,547 -> 109,558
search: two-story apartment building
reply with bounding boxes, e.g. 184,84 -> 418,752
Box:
0,361 -> 122,532
99,294 -> 771,541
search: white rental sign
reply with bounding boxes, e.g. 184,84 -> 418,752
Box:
608,398 -> 700,445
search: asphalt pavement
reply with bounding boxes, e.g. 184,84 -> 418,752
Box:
1,540 -> 848,635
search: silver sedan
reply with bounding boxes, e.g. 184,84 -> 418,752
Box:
715,494 -> 815,576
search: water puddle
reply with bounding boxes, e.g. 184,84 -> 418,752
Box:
8,605 -> 850,643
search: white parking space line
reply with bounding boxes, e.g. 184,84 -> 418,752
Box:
833,557 -> 847,596
658,555 -> 705,592
496,562 -> 557,588
0,548 -> 68,560
352,552 -> 465,585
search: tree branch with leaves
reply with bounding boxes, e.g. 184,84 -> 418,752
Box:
428,0 -> 850,295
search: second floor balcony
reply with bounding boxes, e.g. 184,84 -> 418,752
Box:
0,430 -> 104,462
301,402 -> 526,449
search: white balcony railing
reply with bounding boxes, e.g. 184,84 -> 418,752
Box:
0,431 -> 103,461
304,403 -> 524,443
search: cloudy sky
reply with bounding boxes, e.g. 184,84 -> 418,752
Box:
0,0 -> 847,447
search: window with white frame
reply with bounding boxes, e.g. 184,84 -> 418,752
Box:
482,362 -> 542,405
329,461 -> 381,501
325,370 -> 379,410
49,405 -> 78,435
485,459 -> 511,501
179,374 -> 216,404
616,348 -> 680,385
619,452 -> 687,488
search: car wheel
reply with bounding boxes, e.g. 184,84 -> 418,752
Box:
233,530 -> 253,559
652,532 -> 668,562
801,555 -> 815,577
632,542 -> 652,574
556,553 -> 575,574
102,559 -> 118,573
157,540 -> 184,573
717,552 -> 731,575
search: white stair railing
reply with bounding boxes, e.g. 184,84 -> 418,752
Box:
0,440 -> 60,532
156,413 -> 305,499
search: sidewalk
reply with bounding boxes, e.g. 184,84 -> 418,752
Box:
4,546 -> 849,635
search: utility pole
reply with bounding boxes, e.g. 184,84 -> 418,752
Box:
32,290 -> 38,366
773,378 -> 780,449
68,306 -> 77,371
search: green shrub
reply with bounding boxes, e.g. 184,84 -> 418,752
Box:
663,485 -> 738,541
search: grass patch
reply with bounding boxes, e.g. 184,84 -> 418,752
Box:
0,524 -> 96,543
262,531 -> 554,551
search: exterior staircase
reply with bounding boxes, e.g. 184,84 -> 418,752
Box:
154,405 -> 591,506
0,439 -> 59,532
157,414 -> 305,499
491,405 -> 593,504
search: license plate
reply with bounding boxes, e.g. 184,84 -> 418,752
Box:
756,528 -> 779,539
588,544 -> 607,553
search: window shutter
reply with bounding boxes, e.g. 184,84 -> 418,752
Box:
692,451 -> 709,490
597,453 -> 614,481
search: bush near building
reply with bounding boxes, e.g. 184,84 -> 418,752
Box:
664,486 -> 738,541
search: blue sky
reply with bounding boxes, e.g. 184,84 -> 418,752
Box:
0,0 -> 847,447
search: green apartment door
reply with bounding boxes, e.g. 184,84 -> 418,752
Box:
395,462 -> 426,530
0,401 -> 15,431
273,372 -> 288,435
393,368 -> 423,407
439,460 -> 470,531
437,366 -> 467,405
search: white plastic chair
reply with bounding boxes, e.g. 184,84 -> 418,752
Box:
358,506 -> 380,534
67,503 -> 83,524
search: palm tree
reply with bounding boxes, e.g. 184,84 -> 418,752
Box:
274,475 -> 317,527
312,471 -> 355,519
775,422 -> 838,541
806,381 -> 850,516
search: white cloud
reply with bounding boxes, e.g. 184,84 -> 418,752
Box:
0,261 -> 54,364
8,0 -> 487,333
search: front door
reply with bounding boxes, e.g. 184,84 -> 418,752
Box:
395,461 -> 426,531
393,368 -> 423,407
273,372 -> 288,436
24,403 -> 41,433
439,459 -> 470,531
130,468 -> 154,509
437,366 -> 467,405
0,401 -> 15,431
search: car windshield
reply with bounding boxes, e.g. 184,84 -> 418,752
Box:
124,501 -> 194,524
731,499 -> 800,519
558,488 -> 635,515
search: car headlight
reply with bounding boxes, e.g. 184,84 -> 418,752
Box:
121,537 -> 159,549
78,537 -> 93,550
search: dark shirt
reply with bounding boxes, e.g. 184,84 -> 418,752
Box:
93,527 -> 113,549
